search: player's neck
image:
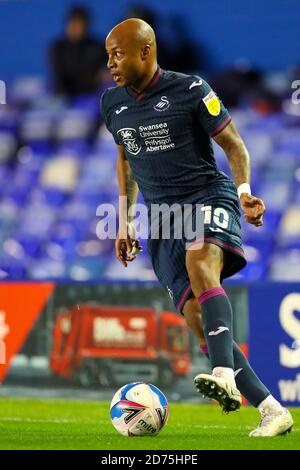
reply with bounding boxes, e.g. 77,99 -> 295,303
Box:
130,64 -> 159,94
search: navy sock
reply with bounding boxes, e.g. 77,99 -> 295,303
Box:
199,287 -> 234,369
200,342 -> 270,407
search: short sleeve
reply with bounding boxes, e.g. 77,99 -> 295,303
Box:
194,79 -> 231,137
100,89 -> 121,144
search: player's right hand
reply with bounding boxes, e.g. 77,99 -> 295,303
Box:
115,232 -> 142,268
240,194 -> 266,227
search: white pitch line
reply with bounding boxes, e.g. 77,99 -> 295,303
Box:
0,417 -> 106,424
176,424 -> 300,432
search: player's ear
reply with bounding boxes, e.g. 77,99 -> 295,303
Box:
141,45 -> 150,61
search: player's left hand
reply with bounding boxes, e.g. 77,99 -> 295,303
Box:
240,194 -> 266,227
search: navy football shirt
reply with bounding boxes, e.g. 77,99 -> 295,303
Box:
101,68 -> 232,205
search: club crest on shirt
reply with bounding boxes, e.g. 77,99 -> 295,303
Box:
203,91 -> 221,116
117,128 -> 141,155
154,96 -> 170,112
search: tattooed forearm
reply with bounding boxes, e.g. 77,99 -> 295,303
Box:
126,170 -> 139,223
213,121 -> 250,187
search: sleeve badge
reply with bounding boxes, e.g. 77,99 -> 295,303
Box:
203,91 -> 221,116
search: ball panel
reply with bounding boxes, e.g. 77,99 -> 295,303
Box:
110,382 -> 144,409
110,385 -> 125,409
128,408 -> 159,436
120,382 -> 144,401
110,402 -> 123,420
124,382 -> 153,407
149,383 -> 168,408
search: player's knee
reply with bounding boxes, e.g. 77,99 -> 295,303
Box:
186,258 -> 222,295
186,244 -> 223,294
186,259 -> 213,291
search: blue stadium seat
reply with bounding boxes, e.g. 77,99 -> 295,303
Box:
241,210 -> 281,242
70,93 -> 101,115
276,129 -> 300,155
258,180 -> 292,213
231,243 -> 268,281
0,166 -> 12,199
42,187 -> 70,207
0,131 -> 17,163
10,77 -> 47,104
57,140 -> 91,157
104,254 -> 157,281
277,205 -> 300,249
270,249 -> 300,280
0,108 -> 19,134
0,255 -> 28,279
55,109 -> 95,141
28,258 -> 67,280
67,256 -> 108,281
20,109 -> 54,145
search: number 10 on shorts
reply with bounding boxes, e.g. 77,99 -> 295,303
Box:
202,206 -> 229,229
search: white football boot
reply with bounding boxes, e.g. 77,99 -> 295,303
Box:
249,406 -> 293,437
194,373 -> 242,412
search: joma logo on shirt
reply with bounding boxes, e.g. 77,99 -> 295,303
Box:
117,128 -> 141,155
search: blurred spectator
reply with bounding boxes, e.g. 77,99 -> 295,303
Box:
211,59 -> 282,112
212,60 -> 263,107
124,5 -> 202,72
50,6 -> 106,97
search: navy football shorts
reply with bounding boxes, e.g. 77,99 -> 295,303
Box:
147,181 -> 247,313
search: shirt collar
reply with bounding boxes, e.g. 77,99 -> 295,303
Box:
127,67 -> 163,102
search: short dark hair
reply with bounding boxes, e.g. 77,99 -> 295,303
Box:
67,6 -> 91,25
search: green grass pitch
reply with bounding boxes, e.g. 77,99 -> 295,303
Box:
0,398 -> 299,450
